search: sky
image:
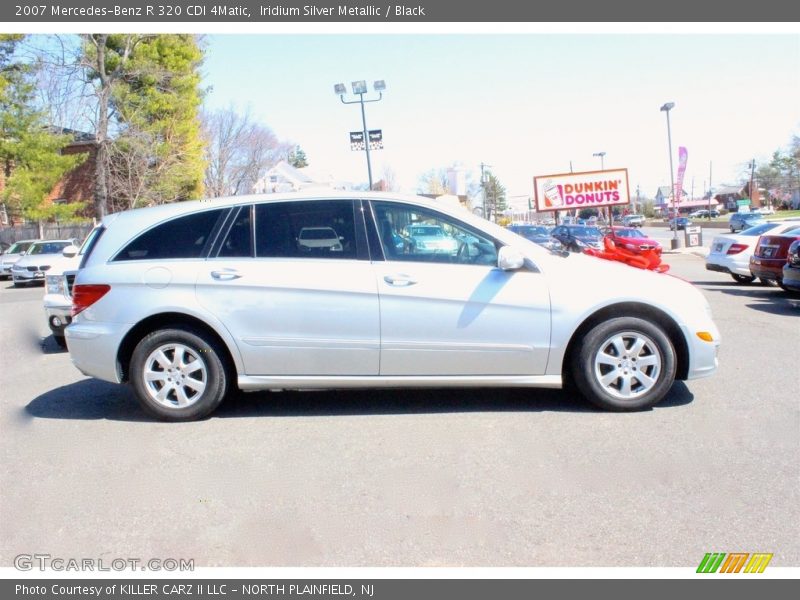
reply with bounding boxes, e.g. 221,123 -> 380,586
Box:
200,33 -> 800,205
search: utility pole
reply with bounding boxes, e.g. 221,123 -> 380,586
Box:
708,161 -> 713,217
749,158 -> 756,208
480,162 -> 492,221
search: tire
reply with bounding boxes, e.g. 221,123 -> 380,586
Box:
54,335 -> 67,349
12,280 -> 24,288
571,317 -> 677,411
730,226 -> 735,233
130,328 -> 229,421
731,273 -> 756,284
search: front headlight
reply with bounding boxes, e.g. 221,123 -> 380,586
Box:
46,275 -> 64,295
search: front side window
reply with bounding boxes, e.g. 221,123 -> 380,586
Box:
114,209 -> 224,261
372,201 -> 498,265
254,200 -> 358,259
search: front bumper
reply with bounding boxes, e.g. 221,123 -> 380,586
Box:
12,270 -> 45,283
44,303 -> 72,336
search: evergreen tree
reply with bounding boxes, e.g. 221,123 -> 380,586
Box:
107,34 -> 205,210
1,35 -> 85,227
484,173 -> 507,220
82,34 -> 205,213
288,145 -> 308,168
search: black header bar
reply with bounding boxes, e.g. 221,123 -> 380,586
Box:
3,0 -> 800,23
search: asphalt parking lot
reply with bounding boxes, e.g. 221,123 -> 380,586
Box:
0,252 -> 798,568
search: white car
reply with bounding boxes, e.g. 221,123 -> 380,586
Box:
297,226 -> 343,252
11,239 -> 78,286
65,192 -> 720,421
43,230 -> 100,347
705,219 -> 800,283
0,239 -> 38,280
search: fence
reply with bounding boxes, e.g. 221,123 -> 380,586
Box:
0,222 -> 95,246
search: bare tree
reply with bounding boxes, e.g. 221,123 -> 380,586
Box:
417,167 -> 450,195
377,165 -> 399,192
202,106 -> 292,197
23,35 -> 95,132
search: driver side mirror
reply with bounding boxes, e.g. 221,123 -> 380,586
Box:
497,246 -> 525,271
62,245 -> 79,258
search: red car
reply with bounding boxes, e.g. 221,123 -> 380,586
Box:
749,227 -> 800,290
603,227 -> 663,255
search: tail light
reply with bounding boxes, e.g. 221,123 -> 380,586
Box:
72,284 -> 111,316
726,243 -> 748,255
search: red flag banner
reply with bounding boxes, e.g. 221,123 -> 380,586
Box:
676,146 -> 688,203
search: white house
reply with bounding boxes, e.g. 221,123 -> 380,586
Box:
252,161 -> 352,194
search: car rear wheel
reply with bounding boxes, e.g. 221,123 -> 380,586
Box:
731,274 -> 756,284
130,328 -> 228,421
571,317 -> 677,411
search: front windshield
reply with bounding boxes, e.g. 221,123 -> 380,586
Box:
410,226 -> 444,236
28,241 -> 71,255
516,226 -> 548,236
571,226 -> 602,237
6,241 -> 33,254
741,223 -> 779,236
300,228 -> 336,240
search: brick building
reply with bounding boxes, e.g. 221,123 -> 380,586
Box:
0,128 -> 96,226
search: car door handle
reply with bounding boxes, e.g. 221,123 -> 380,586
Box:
384,274 -> 417,287
211,269 -> 242,281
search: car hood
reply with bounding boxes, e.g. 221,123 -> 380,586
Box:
534,249 -> 711,326
14,253 -> 79,271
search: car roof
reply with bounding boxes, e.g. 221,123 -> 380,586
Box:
86,191 -> 533,265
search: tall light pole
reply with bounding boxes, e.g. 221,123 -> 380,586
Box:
334,80 -> 385,190
593,151 -> 606,171
660,102 -> 678,249
593,151 -> 609,223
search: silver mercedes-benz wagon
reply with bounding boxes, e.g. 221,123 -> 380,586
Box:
66,192 -> 720,421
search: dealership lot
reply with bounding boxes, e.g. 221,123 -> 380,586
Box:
0,253 -> 797,568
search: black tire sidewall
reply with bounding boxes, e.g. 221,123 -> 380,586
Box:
130,328 -> 228,421
572,317 -> 677,411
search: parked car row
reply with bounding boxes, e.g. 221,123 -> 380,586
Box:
705,218 -> 800,291
0,238 -> 80,286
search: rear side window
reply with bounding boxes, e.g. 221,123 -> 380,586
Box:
216,206 -> 253,258
114,209 -> 224,261
254,200 -> 358,259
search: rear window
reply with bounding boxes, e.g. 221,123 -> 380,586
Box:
78,226 -> 106,269
114,209 -> 225,261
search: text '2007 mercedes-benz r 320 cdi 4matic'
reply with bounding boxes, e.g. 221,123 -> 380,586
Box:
65,192 -> 720,421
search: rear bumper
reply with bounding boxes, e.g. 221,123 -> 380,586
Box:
750,258 -> 784,282
705,255 -> 752,277
782,266 -> 800,291
65,320 -> 131,383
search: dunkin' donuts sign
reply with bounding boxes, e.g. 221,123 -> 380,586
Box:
534,169 -> 630,212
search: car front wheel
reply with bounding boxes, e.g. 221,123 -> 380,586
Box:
731,273 -> 756,284
130,328 -> 228,421
571,317 -> 677,411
